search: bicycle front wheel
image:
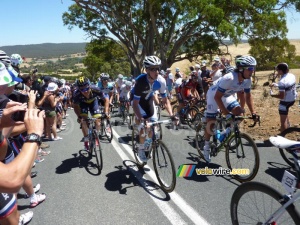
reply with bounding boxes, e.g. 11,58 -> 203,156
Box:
231,181 -> 300,225
186,106 -> 199,129
279,127 -> 300,168
92,130 -> 103,171
225,133 -> 259,182
131,126 -> 145,168
152,140 -> 176,192
194,121 -> 205,159
103,119 -> 113,142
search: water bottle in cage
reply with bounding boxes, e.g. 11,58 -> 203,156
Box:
218,127 -> 231,142
144,137 -> 152,152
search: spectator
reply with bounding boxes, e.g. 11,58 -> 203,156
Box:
200,62 -> 211,97
165,68 -> 174,99
210,63 -> 223,81
270,63 -> 297,132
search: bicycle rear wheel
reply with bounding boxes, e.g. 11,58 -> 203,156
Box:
186,106 -> 199,129
91,130 -> 103,171
131,126 -> 146,168
103,119 -> 113,142
194,122 -> 205,159
225,133 -> 259,182
231,181 -> 300,225
152,140 -> 176,192
190,112 -> 203,131
279,127 -> 300,168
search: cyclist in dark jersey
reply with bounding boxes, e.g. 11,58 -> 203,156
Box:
73,76 -> 108,149
132,55 -> 177,162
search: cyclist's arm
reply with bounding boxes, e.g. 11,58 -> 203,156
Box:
245,91 -> 256,114
73,103 -> 81,118
160,95 -> 174,116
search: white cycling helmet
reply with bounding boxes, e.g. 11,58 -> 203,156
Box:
118,74 -> 124,79
125,81 -> 132,87
101,73 -> 110,80
143,56 -> 161,68
0,50 -> 11,66
235,56 -> 257,68
10,54 -> 23,66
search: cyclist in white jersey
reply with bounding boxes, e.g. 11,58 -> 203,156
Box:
270,63 -> 297,132
203,56 -> 259,163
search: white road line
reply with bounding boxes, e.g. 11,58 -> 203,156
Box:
112,127 -> 210,225
111,138 -> 186,225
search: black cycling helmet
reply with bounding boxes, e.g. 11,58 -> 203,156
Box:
76,76 -> 90,87
276,63 -> 289,73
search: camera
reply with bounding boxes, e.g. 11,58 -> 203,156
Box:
8,90 -> 28,122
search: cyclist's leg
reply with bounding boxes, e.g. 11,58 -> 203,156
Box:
80,103 -> 89,138
90,99 -> 102,134
279,101 -> 294,133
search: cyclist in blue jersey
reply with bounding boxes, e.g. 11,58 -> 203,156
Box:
132,56 -> 178,162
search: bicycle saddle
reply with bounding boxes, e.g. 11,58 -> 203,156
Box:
269,136 -> 300,149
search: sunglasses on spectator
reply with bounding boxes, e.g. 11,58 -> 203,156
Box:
148,67 -> 160,72
80,87 -> 90,92
245,67 -> 255,71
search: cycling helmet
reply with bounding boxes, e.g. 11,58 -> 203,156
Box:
235,56 -> 257,68
10,54 -> 23,66
118,74 -> 124,79
101,73 -> 110,80
276,63 -> 289,73
0,50 -> 11,66
125,81 -> 132,87
76,76 -> 90,87
143,56 -> 161,68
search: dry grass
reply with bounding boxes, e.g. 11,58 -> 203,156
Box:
171,40 -> 300,75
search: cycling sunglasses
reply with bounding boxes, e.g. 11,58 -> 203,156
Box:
80,87 -> 90,92
148,67 -> 160,72
245,67 -> 255,71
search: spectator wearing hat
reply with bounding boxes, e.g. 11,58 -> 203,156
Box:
174,67 -> 183,79
165,68 -> 174,99
39,82 -> 62,141
200,62 -> 211,98
270,63 -> 297,132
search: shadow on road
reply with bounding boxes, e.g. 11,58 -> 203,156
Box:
265,161 -> 292,182
55,151 -> 101,176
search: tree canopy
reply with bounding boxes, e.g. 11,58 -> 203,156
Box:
63,0 -> 300,75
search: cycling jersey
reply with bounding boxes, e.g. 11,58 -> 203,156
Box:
132,74 -> 167,119
119,84 -> 131,100
278,73 -> 297,102
179,79 -> 198,98
73,85 -> 106,117
206,72 -> 251,118
97,82 -> 114,96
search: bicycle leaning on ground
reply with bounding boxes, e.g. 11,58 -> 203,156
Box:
194,112 -> 260,182
84,118 -> 103,172
131,119 -> 176,192
230,135 -> 300,225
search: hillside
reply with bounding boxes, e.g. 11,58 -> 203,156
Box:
0,43 -> 87,58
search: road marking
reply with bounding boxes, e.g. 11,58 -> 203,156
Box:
111,138 -> 186,225
112,127 -> 210,225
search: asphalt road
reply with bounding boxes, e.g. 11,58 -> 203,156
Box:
17,110 -> 300,225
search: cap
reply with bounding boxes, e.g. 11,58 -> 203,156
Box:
0,62 -> 12,86
7,66 -> 23,87
201,63 -> 206,67
47,82 -> 58,92
195,64 -> 200,69
43,76 -> 52,82
214,56 -> 220,62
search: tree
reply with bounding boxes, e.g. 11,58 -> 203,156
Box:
249,37 -> 296,70
83,39 -> 131,81
63,0 -> 300,75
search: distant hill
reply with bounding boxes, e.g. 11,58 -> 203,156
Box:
0,43 -> 87,58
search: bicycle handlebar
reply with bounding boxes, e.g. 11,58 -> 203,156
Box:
220,115 -> 261,127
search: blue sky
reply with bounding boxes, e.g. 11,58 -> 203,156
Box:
0,0 -> 299,47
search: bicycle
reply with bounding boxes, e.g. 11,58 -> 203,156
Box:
84,118 -> 103,171
172,99 -> 200,129
119,98 -> 131,125
131,119 -> 176,192
99,106 -> 113,142
277,127 -> 300,168
230,135 -> 300,224
194,112 -> 260,182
